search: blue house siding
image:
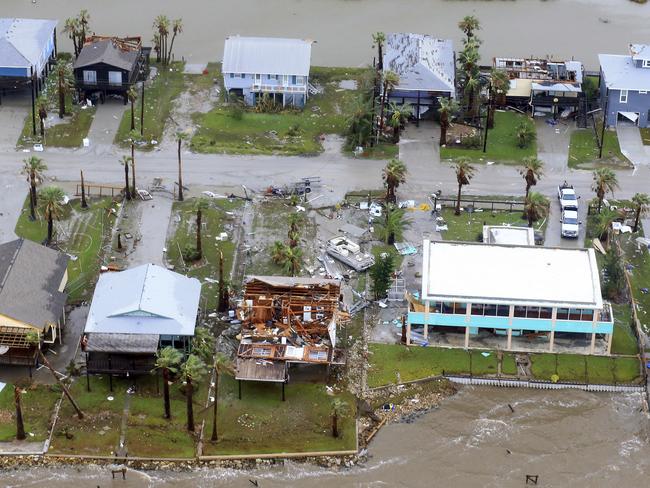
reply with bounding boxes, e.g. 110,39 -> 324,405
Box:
0,66 -> 29,78
223,71 -> 308,108
603,88 -> 650,127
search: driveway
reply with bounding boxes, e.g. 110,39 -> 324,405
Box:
0,91 -> 30,149
616,124 -> 648,166
536,117 -> 572,174
123,194 -> 174,266
544,198 -> 587,248
85,99 -> 128,156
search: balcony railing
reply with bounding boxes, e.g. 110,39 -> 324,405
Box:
251,83 -> 306,94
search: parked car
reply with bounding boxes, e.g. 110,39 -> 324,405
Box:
558,182 -> 579,211
561,209 -> 580,238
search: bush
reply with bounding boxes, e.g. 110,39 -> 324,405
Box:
182,244 -> 201,262
515,119 -> 536,148
460,133 -> 482,149
287,124 -> 302,137
228,101 -> 244,120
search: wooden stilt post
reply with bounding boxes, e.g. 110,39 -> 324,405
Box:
238,379 -> 241,400
281,382 -> 285,402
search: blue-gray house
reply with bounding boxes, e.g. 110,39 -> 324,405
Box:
222,36 -> 313,108
599,44 -> 650,127
383,33 -> 455,119
0,18 -> 57,87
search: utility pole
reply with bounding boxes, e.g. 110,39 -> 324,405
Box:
483,83 -> 491,153
140,81 -> 145,137
599,88 -> 609,159
30,66 -> 36,136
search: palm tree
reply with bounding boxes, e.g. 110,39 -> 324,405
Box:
379,71 -> 400,136
388,103 -> 412,142
524,192 -> 548,228
592,167 -> 619,213
36,96 -> 48,138
14,384 -> 25,440
465,75 -> 480,119
153,15 -> 171,65
38,186 -> 65,245
438,97 -> 459,147
345,98 -> 373,149
271,241 -> 287,265
180,354 -> 207,432
127,85 -> 138,131
632,193 -> 650,233
287,212 -> 304,247
77,9 -> 91,46
488,69 -> 510,128
376,205 -> 410,245
176,132 -> 188,201
372,32 -> 386,71
282,246 -> 303,276
128,130 -> 140,196
80,169 -> 88,209
55,62 -> 73,119
119,156 -> 132,200
63,18 -> 81,57
382,158 -> 407,204
458,15 -> 480,44
210,353 -> 233,442
194,197 -> 211,260
167,19 -> 183,65
453,158 -> 476,215
217,249 -> 229,313
331,398 -> 349,438
515,119 -> 536,148
21,156 -> 47,221
25,331 -> 84,419
519,157 -> 544,198
593,208 -> 621,249
153,346 -> 183,419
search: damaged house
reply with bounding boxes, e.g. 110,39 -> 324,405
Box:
235,276 -> 346,396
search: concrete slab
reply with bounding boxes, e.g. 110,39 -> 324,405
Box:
616,125 -> 648,166
536,118 -> 572,172
124,194 -> 174,266
84,99 -> 128,156
0,91 -> 30,149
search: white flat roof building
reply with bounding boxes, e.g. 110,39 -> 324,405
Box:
422,240 -> 603,309
482,225 -> 535,246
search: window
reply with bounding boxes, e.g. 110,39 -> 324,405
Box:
308,350 -> 328,361
108,71 -> 122,85
442,302 -> 454,314
484,304 -> 497,316
640,90 -> 648,95
255,73 -> 261,83
514,306 -> 527,318
643,60 -> 650,68
296,76 -> 305,85
556,308 -> 569,320
83,70 -> 97,84
240,73 -> 245,79
620,90 -> 628,103
229,73 -> 234,78
453,303 -> 467,315
471,303 -> 484,315
539,307 -> 553,319
291,75 -> 297,84
496,305 -> 510,317
526,307 -> 540,319
581,309 -> 594,321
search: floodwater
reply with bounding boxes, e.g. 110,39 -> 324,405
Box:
4,0 -> 650,69
1,387 -> 648,487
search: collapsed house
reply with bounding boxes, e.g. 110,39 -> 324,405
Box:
235,276 -> 346,392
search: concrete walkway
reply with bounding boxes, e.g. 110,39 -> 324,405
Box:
616,125 -> 648,166
123,194 -> 174,266
85,99 -> 128,157
0,91 -> 30,147
536,118 -> 572,173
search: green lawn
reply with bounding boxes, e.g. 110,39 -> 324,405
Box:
201,375 -> 356,456
619,230 -> 650,333
114,62 -> 186,150
438,207 -> 546,242
345,142 -> 399,160
369,343 -> 642,387
15,196 -> 117,303
166,198 -> 243,310
0,384 -> 61,442
639,127 -> 650,145
610,303 -> 639,355
17,106 -> 95,148
568,128 -> 631,169
440,111 -> 537,164
126,375 -> 198,458
49,376 -> 125,455
190,67 -> 374,156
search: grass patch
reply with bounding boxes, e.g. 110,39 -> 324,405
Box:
166,198 -> 243,309
14,196 -> 117,303
639,127 -> 650,146
530,353 -> 640,384
438,207 -> 546,242
345,142 -> 399,160
49,376 -> 125,455
440,111 -> 536,164
568,128 -> 631,169
611,303 -> 638,355
0,384 -> 60,442
201,375 -> 356,455
18,107 -> 95,148
502,353 -> 518,375
114,62 -> 186,150
191,66 -> 377,156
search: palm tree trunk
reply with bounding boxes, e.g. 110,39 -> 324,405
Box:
455,183 -> 463,216
388,232 -> 395,246
597,196 -> 603,213
634,207 -> 641,233
124,163 -> 131,200
37,350 -> 84,419
80,170 -> 87,208
30,173 -> 38,209
39,117 -> 45,138
332,412 -> 339,438
525,182 -> 531,199
217,251 -> 226,313
14,386 -> 25,441
162,368 -> 171,419
210,373 -> 219,442
177,139 -> 184,201
131,143 -> 136,196
196,209 -> 202,259
528,214 -> 534,228
186,379 -> 195,432
379,84 -> 387,135
47,214 -> 53,244
487,100 -> 495,129
58,72 -> 65,119
28,189 -> 36,221
130,100 -> 135,131
440,113 -> 448,147
167,34 -> 177,66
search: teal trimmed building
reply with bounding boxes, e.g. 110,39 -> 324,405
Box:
407,241 -> 614,355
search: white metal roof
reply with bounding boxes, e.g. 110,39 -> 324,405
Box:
421,240 -> 603,309
0,18 -> 56,70
599,53 -> 650,91
629,44 -> 650,62
84,264 -> 201,336
383,33 -> 455,93
482,226 -> 535,246
222,36 -> 313,76
531,81 -> 581,93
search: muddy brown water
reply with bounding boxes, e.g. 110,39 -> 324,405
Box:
1,387 -> 648,487
5,0 -> 649,69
